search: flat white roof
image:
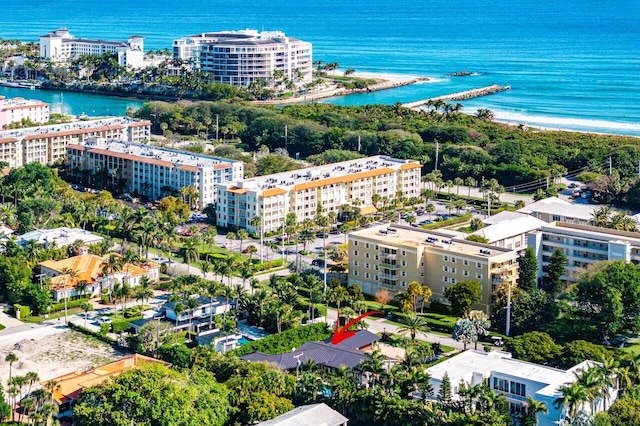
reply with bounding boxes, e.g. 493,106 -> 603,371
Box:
472,215 -> 546,243
426,350 -> 595,398
17,227 -> 103,246
351,224 -> 516,258
516,197 -> 570,214
518,197 -> 600,221
225,155 -> 417,191
72,138 -> 241,169
482,211 -> 528,226
0,116 -> 144,140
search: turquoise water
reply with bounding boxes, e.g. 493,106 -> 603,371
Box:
238,336 -> 251,346
2,0 -> 639,135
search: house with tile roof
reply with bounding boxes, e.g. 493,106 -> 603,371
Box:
39,253 -> 159,300
43,354 -> 170,417
240,330 -> 380,373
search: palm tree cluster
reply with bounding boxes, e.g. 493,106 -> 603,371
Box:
590,206 -> 637,232
3,359 -> 58,426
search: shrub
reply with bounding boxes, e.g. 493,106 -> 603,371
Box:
422,213 -> 472,230
111,316 -> 142,333
254,258 -> 285,272
50,298 -> 90,312
232,323 -> 331,357
13,304 -> 31,319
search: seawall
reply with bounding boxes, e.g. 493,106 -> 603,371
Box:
403,84 -> 510,108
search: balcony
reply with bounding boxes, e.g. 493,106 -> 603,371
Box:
379,273 -> 398,280
379,261 -> 399,270
379,252 -> 398,260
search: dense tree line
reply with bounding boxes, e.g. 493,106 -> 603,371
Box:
135,101 -> 640,190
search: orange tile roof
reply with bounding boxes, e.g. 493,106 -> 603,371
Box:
23,125 -> 124,141
1,103 -> 48,111
128,121 -> 151,127
399,162 -> 422,170
261,187 -> 287,197
227,186 -> 248,194
41,254 -> 158,291
292,167 -> 395,191
359,204 -> 378,215
0,137 -> 19,145
43,354 -> 170,404
178,164 -> 200,172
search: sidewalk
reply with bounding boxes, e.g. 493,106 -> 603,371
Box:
0,303 -> 26,329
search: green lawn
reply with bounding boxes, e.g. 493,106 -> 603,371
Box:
23,307 -> 84,323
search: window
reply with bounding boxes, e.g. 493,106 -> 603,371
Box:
443,255 -> 449,262
354,261 -> 359,266
354,241 -> 358,246
365,263 -> 370,269
401,271 -> 406,277
354,250 -> 359,256
365,273 -> 370,279
451,268 -> 456,274
443,266 -> 449,272
401,250 -> 406,256
463,270 -> 469,276
365,253 -> 370,259
476,273 -> 483,279
463,259 -> 469,266
510,382 -> 526,397
443,277 -> 449,283
451,257 -> 457,263
493,378 -> 509,392
365,243 -> 370,249
477,262 -> 482,268
451,278 -> 457,284
401,261 -> 406,266
354,270 -> 359,276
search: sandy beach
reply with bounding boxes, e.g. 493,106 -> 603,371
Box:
252,71 -> 426,105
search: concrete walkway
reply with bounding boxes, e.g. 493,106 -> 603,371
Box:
0,304 -> 26,329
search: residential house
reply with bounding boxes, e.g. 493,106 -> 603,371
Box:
425,350 -> 616,425
256,403 -> 348,426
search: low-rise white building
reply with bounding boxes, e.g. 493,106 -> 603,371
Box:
527,221 -> 640,282
40,28 -> 145,68
0,96 -> 49,128
67,137 -> 243,206
163,296 -> 231,322
17,227 -> 103,248
426,350 -> 615,425
217,156 -> 421,233
517,197 -> 599,225
471,213 -> 546,251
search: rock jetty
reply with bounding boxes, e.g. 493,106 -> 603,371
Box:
402,84 -> 510,109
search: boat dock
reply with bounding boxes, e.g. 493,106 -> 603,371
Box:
403,84 -> 510,109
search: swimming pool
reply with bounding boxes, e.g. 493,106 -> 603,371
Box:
238,336 -> 252,346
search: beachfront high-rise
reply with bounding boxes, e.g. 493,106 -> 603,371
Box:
67,137 -> 243,206
39,28 -> 145,68
172,29 -> 312,87
216,156 -> 421,233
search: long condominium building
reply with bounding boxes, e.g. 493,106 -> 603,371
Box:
0,96 -> 49,128
348,224 -> 519,313
67,137 -> 243,206
40,28 -> 145,68
216,156 -> 422,233
527,221 -> 640,282
173,29 -> 312,87
0,117 -> 150,168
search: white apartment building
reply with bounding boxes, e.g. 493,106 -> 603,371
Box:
173,29 -> 312,87
517,197 -> 599,225
216,156 -> 421,233
0,117 -> 150,168
527,221 -> 640,282
40,28 -> 145,68
348,224 -> 519,313
67,137 -> 243,206
471,212 -> 546,251
426,350 -> 615,425
0,96 -> 49,128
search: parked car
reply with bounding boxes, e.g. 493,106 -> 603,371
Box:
329,229 -> 341,235
95,316 -> 112,325
311,259 -> 325,267
315,232 -> 329,239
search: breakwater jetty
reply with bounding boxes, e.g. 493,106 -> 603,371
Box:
403,84 -> 510,108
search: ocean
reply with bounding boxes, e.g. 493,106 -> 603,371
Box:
2,0 -> 639,135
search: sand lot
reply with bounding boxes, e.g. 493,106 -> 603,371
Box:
0,329 -> 126,386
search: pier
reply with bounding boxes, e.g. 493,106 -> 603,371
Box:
403,84 -> 510,109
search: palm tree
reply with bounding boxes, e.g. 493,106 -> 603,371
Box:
398,313 -> 430,342
100,253 -> 124,297
182,238 -> 199,274
81,302 -> 93,328
75,280 -> 88,300
173,301 -> 185,327
185,297 -> 200,341
590,206 -> 612,228
5,352 -> 18,383
554,382 -> 589,421
60,267 -> 79,323
521,396 -> 548,425
249,215 -> 263,263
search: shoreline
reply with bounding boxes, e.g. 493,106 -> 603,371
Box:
251,71 -> 427,105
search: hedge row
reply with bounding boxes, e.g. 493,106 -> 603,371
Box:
421,213 -> 473,230
13,304 -> 31,319
254,258 -> 286,272
111,316 -> 142,333
68,322 -> 117,344
50,298 -> 90,312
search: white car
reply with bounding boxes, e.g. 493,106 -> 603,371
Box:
95,316 -> 112,325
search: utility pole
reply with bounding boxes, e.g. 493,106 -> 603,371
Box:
506,278 -> 512,337
434,139 -> 439,171
284,125 -> 288,153
215,114 -> 219,141
609,156 -> 612,175
357,135 -> 361,153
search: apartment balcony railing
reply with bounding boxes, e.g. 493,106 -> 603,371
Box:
379,252 -> 397,260
379,273 -> 398,280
